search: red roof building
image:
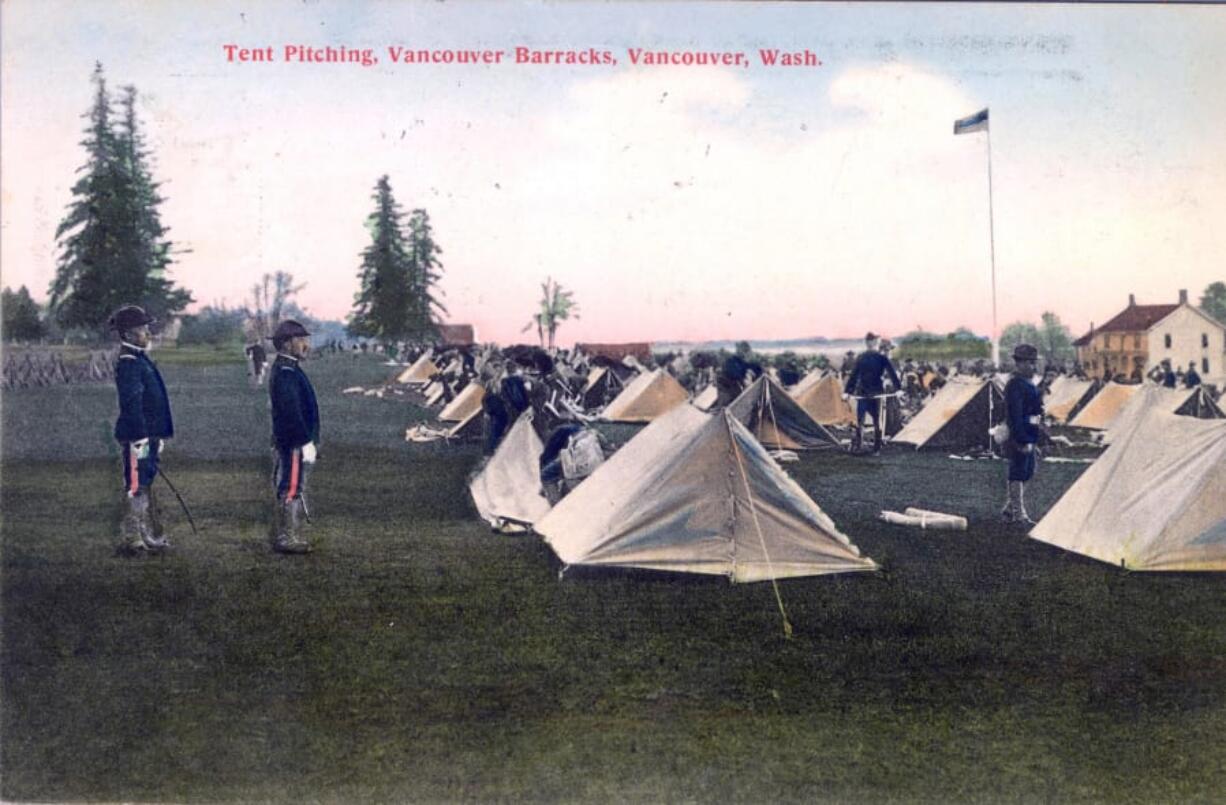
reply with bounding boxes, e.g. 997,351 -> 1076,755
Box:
436,324 -> 475,347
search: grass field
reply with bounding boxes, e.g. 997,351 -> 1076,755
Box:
3,349 -> 1226,801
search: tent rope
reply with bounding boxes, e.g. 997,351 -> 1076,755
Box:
728,414 -> 794,639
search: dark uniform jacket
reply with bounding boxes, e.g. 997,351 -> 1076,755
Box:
1004,375 -> 1043,446
114,344 -> 174,441
270,354 -> 320,450
843,351 -> 901,397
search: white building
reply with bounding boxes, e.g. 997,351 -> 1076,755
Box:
1074,290 -> 1226,386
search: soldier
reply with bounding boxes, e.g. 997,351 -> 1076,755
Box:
110,305 -> 174,556
1001,344 -> 1045,525
269,320 -> 319,554
842,332 -> 901,455
1185,361 -> 1202,388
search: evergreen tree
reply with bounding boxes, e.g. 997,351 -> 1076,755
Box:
349,176 -> 414,343
48,64 -> 191,335
405,207 -> 446,342
348,178 -> 446,345
2,286 -> 47,342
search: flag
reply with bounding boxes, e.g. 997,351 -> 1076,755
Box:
954,108 -> 989,135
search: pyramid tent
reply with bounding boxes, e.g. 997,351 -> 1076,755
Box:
1044,377 -> 1098,424
423,380 -> 446,407
1067,382 -> 1141,430
693,384 -> 718,411
789,369 -> 824,398
535,405 -> 877,581
600,368 -> 688,423
1103,385 -> 1226,445
469,411 -> 552,528
439,382 -> 485,423
396,352 -> 438,385
581,366 -> 620,411
892,378 -> 1003,450
790,373 -> 856,427
728,376 -> 839,450
1030,408 -> 1226,571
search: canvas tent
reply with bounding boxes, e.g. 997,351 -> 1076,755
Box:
892,378 -> 1003,450
692,384 -> 718,411
601,368 -> 688,423
728,376 -> 839,450
1030,408 -> 1226,571
581,366 -> 620,411
1043,377 -> 1098,424
790,373 -> 856,427
535,405 -> 877,581
469,411 -> 552,528
396,352 -> 438,385
439,382 -> 485,423
1067,382 -> 1141,430
1102,385 -> 1225,445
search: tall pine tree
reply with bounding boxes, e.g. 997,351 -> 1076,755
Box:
49,64 -> 191,334
405,207 -> 446,342
348,177 -> 446,345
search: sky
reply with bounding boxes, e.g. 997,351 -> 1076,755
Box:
3,1 -> 1224,346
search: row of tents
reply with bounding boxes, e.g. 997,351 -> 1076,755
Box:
464,369 -> 1226,579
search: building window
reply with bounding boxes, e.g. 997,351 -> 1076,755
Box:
1164,333 -> 1172,349
1106,335 -> 1112,349
1203,333 -> 1210,348
1134,335 -> 1141,349
1205,358 -> 1211,374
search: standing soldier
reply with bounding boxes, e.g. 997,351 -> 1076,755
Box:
842,332 -> 901,455
269,320 -> 319,554
1001,343 -> 1045,525
111,305 -> 174,555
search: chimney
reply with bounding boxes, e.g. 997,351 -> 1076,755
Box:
1179,289 -> 1188,305
1128,293 -> 1136,307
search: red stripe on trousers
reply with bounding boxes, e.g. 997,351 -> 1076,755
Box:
128,446 -> 139,495
287,449 -> 300,500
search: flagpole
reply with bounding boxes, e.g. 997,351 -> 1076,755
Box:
986,127 -> 999,368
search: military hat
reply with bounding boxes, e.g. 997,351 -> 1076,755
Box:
108,304 -> 154,332
272,319 -> 311,346
1012,343 -> 1039,362
865,331 -> 880,341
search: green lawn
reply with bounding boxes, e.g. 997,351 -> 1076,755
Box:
3,353 -> 1225,801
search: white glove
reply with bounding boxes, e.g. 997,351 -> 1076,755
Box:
133,438 -> 150,460
157,439 -> 166,455
1022,443 -> 1034,454
841,393 -> 850,402
301,442 -> 318,463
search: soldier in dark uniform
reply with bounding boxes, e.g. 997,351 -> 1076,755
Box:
842,332 -> 901,454
1185,361 -> 1202,388
269,320 -> 319,554
1161,359 -> 1177,388
246,340 -> 267,385
1001,343 -> 1045,525
110,305 -> 174,555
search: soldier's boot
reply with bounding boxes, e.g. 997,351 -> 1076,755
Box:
143,486 -> 171,551
272,497 -> 312,554
117,491 -> 151,556
872,425 -> 883,456
850,426 -> 863,454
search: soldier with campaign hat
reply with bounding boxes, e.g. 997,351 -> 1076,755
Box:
843,331 -> 901,455
268,320 -> 319,554
110,304 -> 174,555
1000,343 -> 1045,525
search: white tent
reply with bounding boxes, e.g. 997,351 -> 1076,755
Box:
601,368 -> 688,423
1044,377 -> 1097,424
1102,385 -> 1225,444
1030,408 -> 1226,571
439,382 -> 485,423
396,352 -> 438,385
535,405 -> 877,582
692,384 -> 718,411
892,378 -> 1002,451
790,372 -> 856,427
728,375 -> 839,449
1067,382 -> 1140,430
469,411 -> 551,528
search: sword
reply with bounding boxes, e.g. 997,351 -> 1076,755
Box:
157,467 -> 198,535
